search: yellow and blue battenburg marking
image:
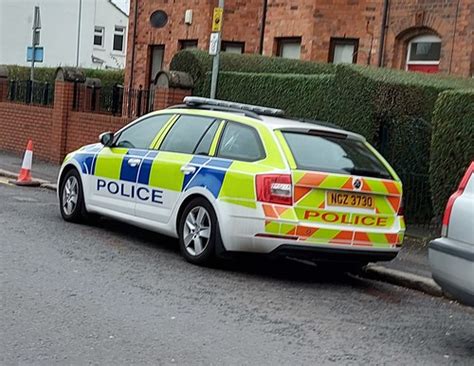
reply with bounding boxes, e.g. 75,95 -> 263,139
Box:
183,156 -> 232,198
70,146 -> 234,200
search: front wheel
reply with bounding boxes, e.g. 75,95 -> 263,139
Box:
178,198 -> 221,266
59,168 -> 87,222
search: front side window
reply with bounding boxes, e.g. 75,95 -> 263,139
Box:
113,26 -> 126,52
115,114 -> 172,149
160,115 -> 216,154
329,38 -> 359,64
276,37 -> 301,59
282,131 -> 392,179
94,26 -> 104,47
217,122 -> 265,162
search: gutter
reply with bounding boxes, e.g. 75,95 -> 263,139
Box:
259,0 -> 268,54
377,0 -> 389,67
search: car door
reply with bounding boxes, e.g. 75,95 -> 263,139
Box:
88,113 -> 174,216
135,114 -> 221,223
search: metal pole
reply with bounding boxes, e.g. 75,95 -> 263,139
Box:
210,0 -> 224,99
30,28 -> 35,103
76,0 -> 82,67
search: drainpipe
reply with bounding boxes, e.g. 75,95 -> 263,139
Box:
127,0 -> 139,116
258,0 -> 268,54
448,0 -> 461,74
377,0 -> 389,67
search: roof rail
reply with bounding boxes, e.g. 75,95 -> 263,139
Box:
183,97 -> 285,117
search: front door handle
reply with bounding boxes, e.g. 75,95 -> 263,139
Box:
180,165 -> 196,175
128,158 -> 141,167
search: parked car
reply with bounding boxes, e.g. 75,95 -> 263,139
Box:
429,162 -> 474,306
57,97 -> 405,266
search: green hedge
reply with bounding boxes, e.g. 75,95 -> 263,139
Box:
170,50 -> 336,92
6,65 -> 124,88
197,72 -> 334,121
430,90 -> 474,217
330,65 -> 472,174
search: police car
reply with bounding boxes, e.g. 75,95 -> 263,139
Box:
58,97 -> 405,266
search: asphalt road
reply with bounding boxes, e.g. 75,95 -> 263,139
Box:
1,181 -> 473,365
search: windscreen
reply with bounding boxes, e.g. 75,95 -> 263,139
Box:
282,131 -> 393,179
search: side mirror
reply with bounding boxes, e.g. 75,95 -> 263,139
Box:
99,132 -> 114,147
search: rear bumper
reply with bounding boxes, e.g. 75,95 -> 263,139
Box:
429,237 -> 474,307
269,244 -> 398,263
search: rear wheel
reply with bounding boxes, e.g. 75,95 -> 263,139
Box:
59,169 -> 87,222
178,197 -> 221,265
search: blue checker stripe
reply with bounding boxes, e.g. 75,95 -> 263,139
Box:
74,153 -> 96,174
127,149 -> 148,157
183,157 -> 230,198
120,157 -> 140,182
205,158 -> 232,169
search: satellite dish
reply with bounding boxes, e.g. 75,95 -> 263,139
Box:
150,10 -> 168,28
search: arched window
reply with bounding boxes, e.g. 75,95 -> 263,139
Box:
406,35 -> 441,73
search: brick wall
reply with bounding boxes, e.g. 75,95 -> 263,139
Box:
0,102 -> 53,160
125,0 -> 473,89
0,78 -> 192,164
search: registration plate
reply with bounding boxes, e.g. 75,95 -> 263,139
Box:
327,191 -> 375,209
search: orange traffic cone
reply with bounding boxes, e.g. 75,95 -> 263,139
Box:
10,140 -> 41,187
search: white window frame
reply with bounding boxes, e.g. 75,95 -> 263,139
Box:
406,35 -> 441,69
113,26 -> 126,53
94,26 -> 105,48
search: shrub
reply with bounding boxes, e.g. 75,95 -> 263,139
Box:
6,65 -> 124,88
197,71 -> 335,122
429,90 -> 474,217
170,49 -> 336,92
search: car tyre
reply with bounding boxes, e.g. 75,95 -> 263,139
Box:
178,197 -> 221,266
59,168 -> 88,223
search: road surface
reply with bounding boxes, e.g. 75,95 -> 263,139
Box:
1,181 -> 473,365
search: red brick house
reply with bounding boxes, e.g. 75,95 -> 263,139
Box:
124,0 -> 473,90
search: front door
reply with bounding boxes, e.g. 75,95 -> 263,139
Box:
88,113 -> 174,216
135,114 -> 221,223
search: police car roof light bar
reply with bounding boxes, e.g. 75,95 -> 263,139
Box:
183,97 -> 285,118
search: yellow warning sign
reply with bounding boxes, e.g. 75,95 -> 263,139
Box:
212,7 -> 223,32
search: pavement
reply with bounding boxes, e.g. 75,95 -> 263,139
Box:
0,150 -> 443,297
1,182 -> 473,365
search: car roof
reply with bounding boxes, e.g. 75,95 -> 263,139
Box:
160,108 -> 364,142
259,116 -> 364,141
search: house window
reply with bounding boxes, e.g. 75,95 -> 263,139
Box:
329,38 -> 359,64
113,26 -> 126,52
406,35 -> 441,73
94,26 -> 104,47
179,39 -> 198,50
276,37 -> 301,59
222,41 -> 245,54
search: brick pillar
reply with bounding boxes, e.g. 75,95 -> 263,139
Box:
153,70 -> 194,110
50,81 -> 74,163
50,67 -> 86,163
0,65 -> 8,102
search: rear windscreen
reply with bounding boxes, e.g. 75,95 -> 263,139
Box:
282,131 -> 393,179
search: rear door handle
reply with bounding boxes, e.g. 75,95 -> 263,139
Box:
180,165 -> 196,175
128,158 -> 141,167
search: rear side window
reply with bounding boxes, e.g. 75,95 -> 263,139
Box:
160,115 -> 216,154
115,114 -> 171,149
282,131 -> 392,179
217,122 -> 265,162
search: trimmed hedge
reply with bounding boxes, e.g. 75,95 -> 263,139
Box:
170,49 -> 336,92
430,90 -> 474,217
6,65 -> 124,88
197,71 -> 334,121
330,65 -> 472,174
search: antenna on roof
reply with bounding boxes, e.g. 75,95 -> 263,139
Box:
183,97 -> 285,117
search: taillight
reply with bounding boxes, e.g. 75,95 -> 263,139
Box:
441,162 -> 473,236
256,174 -> 292,205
